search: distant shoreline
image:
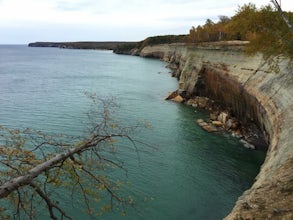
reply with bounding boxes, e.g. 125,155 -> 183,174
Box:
28,35 -> 187,53
28,41 -> 137,50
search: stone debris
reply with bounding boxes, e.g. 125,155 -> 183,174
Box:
167,92 -> 267,150
196,119 -> 219,132
212,120 -> 223,127
186,96 -> 264,149
240,139 -> 255,149
144,42 -> 291,219
186,96 -> 210,108
218,112 -> 229,124
172,95 -> 184,103
165,91 -> 178,100
165,91 -> 184,103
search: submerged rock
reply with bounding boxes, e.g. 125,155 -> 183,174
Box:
196,119 -> 208,126
210,113 -> 218,121
197,119 -> 219,132
202,124 -> 218,132
218,112 -> 229,124
240,139 -> 255,149
212,120 -> 223,127
242,123 -> 268,151
226,118 -> 239,130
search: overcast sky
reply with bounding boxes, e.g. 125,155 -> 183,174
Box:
0,0 -> 292,44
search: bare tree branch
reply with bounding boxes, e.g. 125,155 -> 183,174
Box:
29,182 -> 73,220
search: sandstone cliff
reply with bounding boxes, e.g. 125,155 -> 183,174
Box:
139,42 -> 293,219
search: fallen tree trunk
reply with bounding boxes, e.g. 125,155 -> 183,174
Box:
0,136 -> 109,199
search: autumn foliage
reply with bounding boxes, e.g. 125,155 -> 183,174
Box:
188,3 -> 293,59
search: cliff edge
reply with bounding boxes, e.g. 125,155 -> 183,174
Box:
138,42 -> 293,219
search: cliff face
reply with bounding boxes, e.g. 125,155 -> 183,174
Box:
140,43 -> 293,219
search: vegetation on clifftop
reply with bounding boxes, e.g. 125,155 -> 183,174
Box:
114,35 -> 187,54
29,36 -> 187,55
188,3 -> 293,60
116,3 -> 293,61
29,3 -> 293,62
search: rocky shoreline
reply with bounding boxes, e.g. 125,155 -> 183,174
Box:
135,42 -> 292,219
166,91 -> 267,150
27,40 -> 293,219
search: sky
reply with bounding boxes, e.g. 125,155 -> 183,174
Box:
0,0 -> 293,44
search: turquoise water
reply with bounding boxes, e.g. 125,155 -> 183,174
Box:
0,45 -> 265,219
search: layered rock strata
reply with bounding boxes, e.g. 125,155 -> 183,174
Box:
139,42 -> 293,219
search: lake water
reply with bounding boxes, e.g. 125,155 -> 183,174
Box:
0,45 -> 265,219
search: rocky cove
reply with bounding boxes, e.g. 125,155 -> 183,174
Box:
28,41 -> 293,219
165,91 -> 267,150
131,42 -> 293,219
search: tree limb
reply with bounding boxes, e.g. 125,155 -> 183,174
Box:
29,182 -> 73,220
0,136 -> 111,199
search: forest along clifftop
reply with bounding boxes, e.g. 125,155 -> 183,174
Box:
126,42 -> 292,220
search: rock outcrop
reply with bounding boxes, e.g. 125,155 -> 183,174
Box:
138,42 -> 293,219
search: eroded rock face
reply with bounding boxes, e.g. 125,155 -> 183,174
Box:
139,42 -> 293,219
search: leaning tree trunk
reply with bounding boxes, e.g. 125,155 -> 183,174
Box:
0,136 -> 109,199
271,0 -> 293,33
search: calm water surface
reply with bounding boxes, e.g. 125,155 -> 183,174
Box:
0,45 -> 265,219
